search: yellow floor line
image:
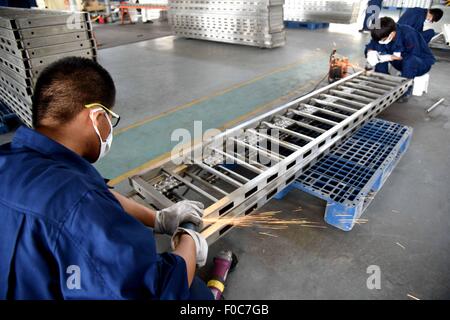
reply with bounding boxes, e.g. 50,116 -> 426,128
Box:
113,51 -> 324,135
109,79 -> 317,186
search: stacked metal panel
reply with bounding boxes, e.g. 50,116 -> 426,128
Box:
383,0 -> 432,8
284,0 -> 362,24
430,24 -> 450,50
0,7 -> 97,127
168,0 -> 286,48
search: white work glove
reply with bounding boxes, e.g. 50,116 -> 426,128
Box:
378,54 -> 394,63
154,200 -> 204,235
367,51 -> 379,67
171,227 -> 208,267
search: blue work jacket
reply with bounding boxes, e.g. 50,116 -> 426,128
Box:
366,24 -> 435,67
398,8 -> 428,33
0,126 -> 190,299
0,0 -> 37,7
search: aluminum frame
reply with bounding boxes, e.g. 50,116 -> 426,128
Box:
130,71 -> 412,244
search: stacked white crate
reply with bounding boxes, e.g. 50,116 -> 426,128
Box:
0,7 -> 96,127
168,0 -> 286,48
283,0 -> 362,24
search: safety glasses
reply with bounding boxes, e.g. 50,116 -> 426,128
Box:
85,103 -> 121,128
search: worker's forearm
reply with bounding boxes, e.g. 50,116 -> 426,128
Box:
111,190 -> 156,227
112,191 -> 197,285
172,234 -> 196,286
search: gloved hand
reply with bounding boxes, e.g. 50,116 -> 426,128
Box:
366,51 -> 379,67
391,52 -> 402,61
171,227 -> 208,267
154,200 -> 204,235
378,54 -> 394,63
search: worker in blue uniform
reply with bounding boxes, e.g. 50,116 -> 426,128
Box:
361,0 -> 384,32
398,7 -> 444,44
0,0 -> 37,8
365,17 -> 436,102
0,57 -> 213,300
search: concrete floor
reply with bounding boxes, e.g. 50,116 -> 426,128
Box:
1,26 -> 449,299
93,20 -> 173,49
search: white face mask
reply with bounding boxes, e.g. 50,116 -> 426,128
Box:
425,19 -> 432,23
379,33 -> 394,45
90,108 -> 113,162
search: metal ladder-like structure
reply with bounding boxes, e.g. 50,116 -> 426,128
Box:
130,71 -> 412,244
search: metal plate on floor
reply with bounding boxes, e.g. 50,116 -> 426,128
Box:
0,27 -> 17,41
284,0 -> 361,24
21,31 -> 94,49
0,72 -> 32,104
28,48 -> 97,77
2,12 -> 90,30
168,0 -> 285,48
0,50 -> 24,70
0,62 -> 32,89
17,22 -> 92,39
25,39 -> 95,59
0,55 -> 31,79
0,86 -> 32,126
0,39 -> 25,60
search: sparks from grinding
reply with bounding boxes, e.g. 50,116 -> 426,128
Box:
202,211 -> 326,230
337,218 -> 369,225
259,232 -> 278,237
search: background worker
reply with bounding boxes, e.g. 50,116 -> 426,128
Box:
365,17 -> 436,102
398,7 -> 444,44
0,0 -> 37,8
0,57 -> 212,300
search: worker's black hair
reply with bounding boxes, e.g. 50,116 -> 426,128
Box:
370,17 -> 397,42
32,57 -> 116,128
429,8 -> 443,23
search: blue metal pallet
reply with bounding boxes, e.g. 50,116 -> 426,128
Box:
275,118 -> 413,231
284,21 -> 330,30
0,100 -> 19,134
